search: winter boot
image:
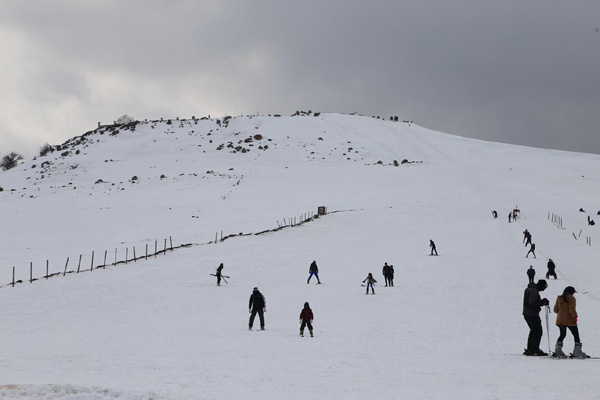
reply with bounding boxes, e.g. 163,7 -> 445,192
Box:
572,342 -> 590,358
309,330 -> 313,337
553,341 -> 567,358
300,330 -> 304,337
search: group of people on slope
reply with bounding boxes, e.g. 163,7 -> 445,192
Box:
523,279 -> 588,358
526,259 -> 557,283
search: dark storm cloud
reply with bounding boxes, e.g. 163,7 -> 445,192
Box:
1,0 -> 599,157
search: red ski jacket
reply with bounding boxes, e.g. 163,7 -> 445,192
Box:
300,308 -> 314,321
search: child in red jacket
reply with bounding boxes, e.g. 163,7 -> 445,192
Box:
299,302 -> 314,337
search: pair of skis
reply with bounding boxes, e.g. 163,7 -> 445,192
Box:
209,273 -> 230,284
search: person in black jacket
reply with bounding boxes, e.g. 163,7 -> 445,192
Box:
216,263 -> 224,286
546,259 -> 557,279
429,240 -> 438,256
248,287 -> 266,330
388,264 -> 395,287
307,260 -> 321,284
526,243 -> 536,259
522,279 -> 550,356
527,265 -> 536,284
382,262 -> 391,287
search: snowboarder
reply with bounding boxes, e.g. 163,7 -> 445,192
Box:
522,279 -> 550,356
307,260 -> 321,284
527,265 -> 536,284
546,259 -> 557,279
429,240 -> 438,256
526,243 -> 536,259
382,262 -> 391,287
299,302 -> 314,337
388,264 -> 395,287
553,286 -> 589,358
216,263 -> 224,286
248,287 -> 266,330
492,210 -> 498,219
363,273 -> 377,295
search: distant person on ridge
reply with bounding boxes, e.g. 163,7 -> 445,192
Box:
382,262 -> 391,287
299,302 -> 314,337
546,259 -> 557,279
526,243 -> 536,259
248,287 -> 266,331
527,265 -> 536,284
307,260 -> 321,284
553,286 -> 589,358
522,279 -> 550,356
429,240 -> 438,256
363,273 -> 377,295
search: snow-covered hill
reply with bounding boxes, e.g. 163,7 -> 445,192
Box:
1,113 -> 599,399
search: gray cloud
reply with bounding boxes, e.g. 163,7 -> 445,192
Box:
1,0 -> 599,157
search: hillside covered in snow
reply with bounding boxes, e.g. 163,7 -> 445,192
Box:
1,113 -> 599,399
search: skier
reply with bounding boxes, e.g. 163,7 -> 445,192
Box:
216,263 -> 224,286
523,230 -> 532,247
429,240 -> 438,256
527,265 -> 536,284
299,302 -> 314,337
307,260 -> 321,284
363,273 -> 377,295
526,243 -> 536,259
248,287 -> 266,330
546,259 -> 557,279
522,279 -> 550,356
382,262 -> 391,287
553,286 -> 589,358
388,264 -> 395,287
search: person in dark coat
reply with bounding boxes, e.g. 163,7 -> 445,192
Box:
523,230 -> 532,247
527,265 -> 536,284
523,229 -> 529,244
492,210 -> 498,219
526,243 -> 536,259
522,279 -> 550,356
546,259 -> 557,279
429,240 -> 438,256
388,264 -> 395,287
299,302 -> 314,337
216,263 -> 224,286
363,273 -> 377,295
248,287 -> 266,330
508,213 -> 512,223
382,262 -> 391,287
307,260 -> 321,284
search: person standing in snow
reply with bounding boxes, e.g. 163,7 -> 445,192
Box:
524,231 -> 532,247
546,259 -> 557,279
388,264 -> 395,287
248,287 -> 266,330
522,279 -> 550,356
382,262 -> 391,287
363,273 -> 377,295
492,210 -> 498,219
429,240 -> 438,256
307,260 -> 321,284
299,302 -> 314,337
527,265 -> 536,284
553,286 -> 589,358
526,243 -> 536,259
508,213 -> 512,223
216,263 -> 224,286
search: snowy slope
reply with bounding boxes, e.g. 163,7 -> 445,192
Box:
1,113 -> 600,399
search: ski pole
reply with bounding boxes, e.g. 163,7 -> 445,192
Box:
545,305 -> 551,354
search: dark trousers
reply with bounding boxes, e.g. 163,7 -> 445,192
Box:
546,271 -> 557,279
526,250 -> 536,258
366,282 -> 374,294
384,275 -> 390,286
528,276 -> 535,284
300,320 -> 313,331
430,248 -> 438,255
389,276 -> 394,287
524,315 -> 543,352
249,309 -> 265,329
557,325 -> 581,343
307,271 -> 320,283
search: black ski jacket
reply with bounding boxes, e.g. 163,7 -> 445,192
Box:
249,291 -> 266,310
523,283 -> 543,317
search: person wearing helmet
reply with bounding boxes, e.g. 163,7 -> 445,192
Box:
553,286 -> 589,358
248,287 -> 266,330
299,302 -> 314,337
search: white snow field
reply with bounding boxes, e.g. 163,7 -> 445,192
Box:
1,113 -> 599,399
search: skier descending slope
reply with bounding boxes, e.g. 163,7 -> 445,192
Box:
248,287 -> 266,331
299,302 -> 314,337
522,279 -> 550,356
363,273 -> 377,295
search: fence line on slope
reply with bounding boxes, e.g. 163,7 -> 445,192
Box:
4,209 -> 323,289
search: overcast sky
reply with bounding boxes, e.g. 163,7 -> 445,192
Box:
1,0 -> 599,158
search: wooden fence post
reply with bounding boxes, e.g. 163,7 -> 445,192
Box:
133,246 -> 137,262
126,248 -> 129,265
170,236 -> 173,251
77,254 -> 82,273
12,266 -> 15,287
46,260 -> 49,280
90,251 -> 95,271
163,239 -> 167,255
103,250 -> 107,268
30,262 -> 33,283
63,257 -> 69,276
146,244 -> 148,260
155,241 -> 158,258
115,248 -> 117,265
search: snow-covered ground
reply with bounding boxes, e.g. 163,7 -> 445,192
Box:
1,113 -> 599,399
